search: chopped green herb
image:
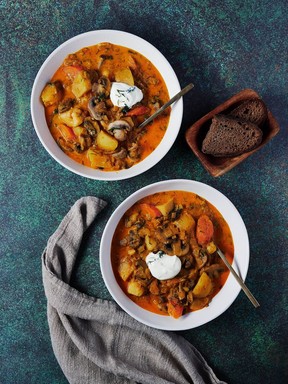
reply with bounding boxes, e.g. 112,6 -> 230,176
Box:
97,93 -> 106,101
122,105 -> 130,114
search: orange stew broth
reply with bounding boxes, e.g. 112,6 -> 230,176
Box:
111,191 -> 234,316
44,43 -> 170,170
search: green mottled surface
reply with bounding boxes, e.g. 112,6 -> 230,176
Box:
0,1 -> 287,383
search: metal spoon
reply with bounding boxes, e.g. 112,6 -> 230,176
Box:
138,83 -> 194,129
217,247 -> 260,308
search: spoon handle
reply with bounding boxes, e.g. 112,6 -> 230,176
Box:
217,248 -> 260,308
138,83 -> 194,129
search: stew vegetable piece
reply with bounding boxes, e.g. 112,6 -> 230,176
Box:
40,43 -> 170,171
111,191 -> 234,319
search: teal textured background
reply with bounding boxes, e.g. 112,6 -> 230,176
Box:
0,0 -> 287,383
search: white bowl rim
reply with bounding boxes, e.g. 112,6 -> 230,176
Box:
30,29 -> 183,181
100,179 -> 250,330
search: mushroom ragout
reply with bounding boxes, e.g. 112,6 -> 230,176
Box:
111,191 -> 234,318
40,43 -> 170,171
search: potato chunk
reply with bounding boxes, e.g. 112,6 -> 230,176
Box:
145,235 -> 157,251
58,107 -> 84,127
41,81 -> 62,106
174,211 -> 195,232
156,199 -> 174,217
127,280 -> 145,297
192,272 -> 213,298
96,130 -> 118,151
87,149 -> 112,169
118,260 -> 133,282
71,70 -> 92,98
115,68 -> 134,86
206,241 -> 217,254
190,297 -> 210,311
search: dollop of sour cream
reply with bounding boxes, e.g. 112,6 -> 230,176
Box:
110,82 -> 143,108
146,252 -> 181,280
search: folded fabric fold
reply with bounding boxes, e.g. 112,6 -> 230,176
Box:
42,196 -> 226,384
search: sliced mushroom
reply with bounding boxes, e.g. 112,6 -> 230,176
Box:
128,141 -> 140,159
178,242 -> 190,256
194,249 -> 208,269
107,120 -> 131,141
83,117 -> 100,137
88,97 -> 108,120
92,76 -> 111,98
112,148 -> 127,159
128,230 -> 141,248
57,98 -> 75,113
163,239 -> 190,256
57,137 -> 74,152
183,254 -> 194,269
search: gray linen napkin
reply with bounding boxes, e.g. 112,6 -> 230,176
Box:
42,196 -> 227,384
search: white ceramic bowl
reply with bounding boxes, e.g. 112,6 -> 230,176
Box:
30,30 -> 182,180
100,179 -> 250,330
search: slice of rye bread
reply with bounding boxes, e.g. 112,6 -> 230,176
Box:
229,98 -> 268,126
202,115 -> 263,157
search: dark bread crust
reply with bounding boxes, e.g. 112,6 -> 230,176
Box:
229,98 -> 267,126
202,115 -> 263,157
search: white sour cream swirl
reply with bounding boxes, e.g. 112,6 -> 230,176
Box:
146,252 -> 181,280
110,82 -> 143,108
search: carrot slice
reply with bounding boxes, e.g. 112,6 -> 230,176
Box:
167,297 -> 184,319
126,105 -> 150,116
61,65 -> 83,80
57,124 -> 76,141
196,215 -> 214,246
140,203 -> 162,218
